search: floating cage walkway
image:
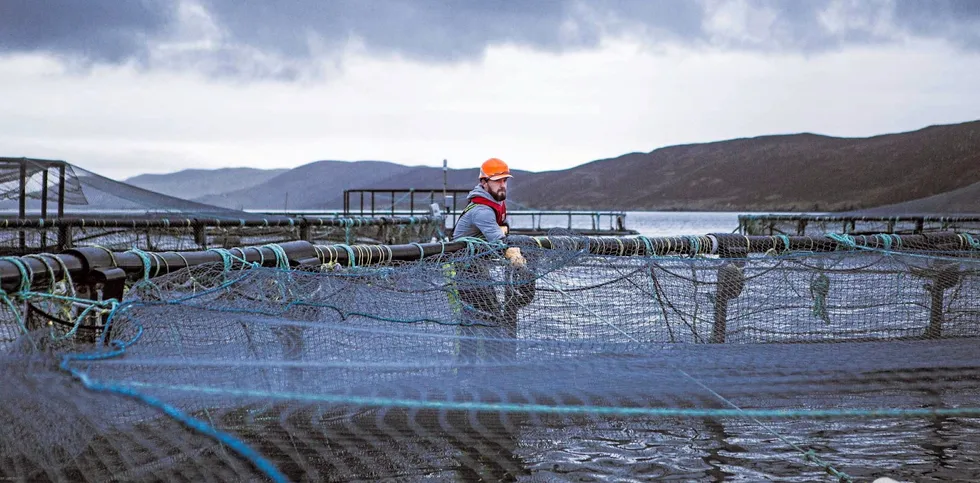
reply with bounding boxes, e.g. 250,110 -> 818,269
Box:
740,213 -> 980,236
0,214 -> 444,255
5,231 -> 979,293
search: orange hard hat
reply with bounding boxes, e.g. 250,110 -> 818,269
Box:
479,158 -> 513,181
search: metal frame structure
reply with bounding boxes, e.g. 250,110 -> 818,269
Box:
0,157 -> 68,219
341,188 -> 634,234
1,157 -> 68,251
343,188 -> 471,218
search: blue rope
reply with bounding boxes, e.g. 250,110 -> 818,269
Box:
89,381 -> 980,419
60,345 -> 288,483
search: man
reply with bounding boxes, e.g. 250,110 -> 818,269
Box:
452,157 -> 512,243
450,158 -> 533,360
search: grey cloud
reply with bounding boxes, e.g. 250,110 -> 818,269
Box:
195,0 -> 711,62
1,0 -> 978,78
0,0 -> 178,63
894,0 -> 980,49
199,0 -> 597,62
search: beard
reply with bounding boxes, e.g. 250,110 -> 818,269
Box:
490,187 -> 507,201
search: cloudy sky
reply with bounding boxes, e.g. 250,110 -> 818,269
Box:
2,0 -> 979,180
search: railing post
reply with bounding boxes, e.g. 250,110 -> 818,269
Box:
18,159 -> 27,252
193,220 -> 207,249
914,261 -> 961,339
58,225 -> 71,251
40,169 -> 49,218
710,234 -> 748,344
90,267 -> 126,339
299,219 -> 311,241
57,163 -> 66,217
40,168 -> 49,251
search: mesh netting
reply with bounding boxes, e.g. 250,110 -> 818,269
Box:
0,159 -> 248,216
2,237 -> 980,482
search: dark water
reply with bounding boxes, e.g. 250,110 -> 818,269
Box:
200,404 -> 980,482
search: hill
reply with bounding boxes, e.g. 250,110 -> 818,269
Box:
125,120 -> 980,212
848,180 -> 980,215
125,167 -> 287,200
194,160 -> 417,210
519,121 -> 980,211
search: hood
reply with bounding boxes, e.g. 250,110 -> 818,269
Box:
467,184 -> 502,204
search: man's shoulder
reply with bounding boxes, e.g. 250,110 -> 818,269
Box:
462,202 -> 496,216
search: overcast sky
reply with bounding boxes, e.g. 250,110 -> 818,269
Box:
2,0 -> 979,180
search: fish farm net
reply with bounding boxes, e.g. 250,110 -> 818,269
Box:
0,159 -> 248,217
2,233 -> 980,482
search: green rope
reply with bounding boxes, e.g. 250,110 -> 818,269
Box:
261,244 -> 290,269
828,233 -> 855,249
125,248 -> 154,284
337,244 -> 357,267
963,233 -> 980,249
777,234 -> 791,253
686,235 -> 700,256
206,248 -> 235,272
0,256 -> 33,294
876,234 -> 892,251
24,254 -> 56,292
411,243 -> 425,260
637,236 -> 654,256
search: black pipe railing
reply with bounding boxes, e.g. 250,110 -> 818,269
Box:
1,232 -> 977,294
530,232 -> 979,256
0,214 -> 444,254
0,215 -> 438,229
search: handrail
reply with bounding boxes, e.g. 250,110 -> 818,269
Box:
1,232 -> 977,294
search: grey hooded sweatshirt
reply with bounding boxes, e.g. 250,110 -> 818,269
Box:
452,185 -> 507,242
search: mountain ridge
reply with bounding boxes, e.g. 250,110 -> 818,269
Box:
123,120 -> 980,213
125,167 -> 288,200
